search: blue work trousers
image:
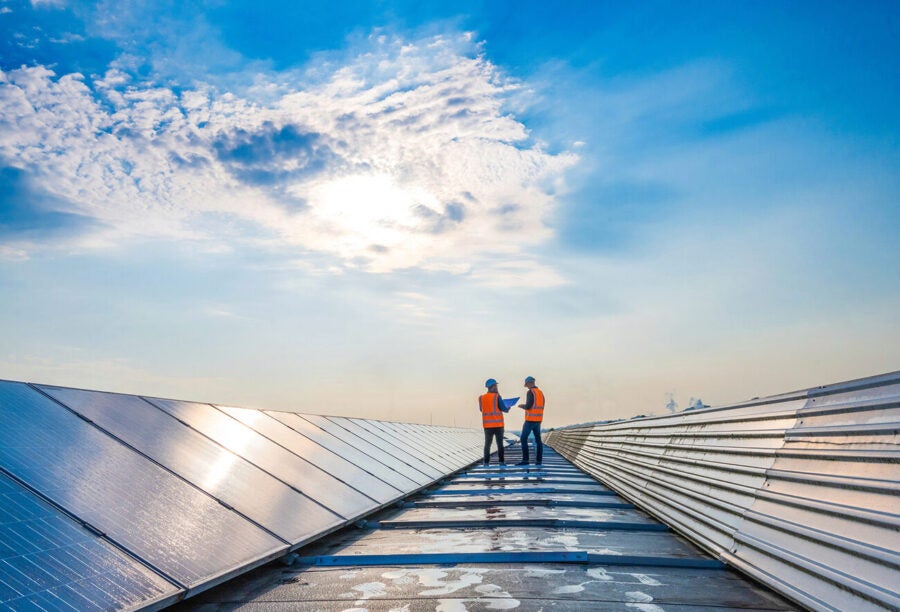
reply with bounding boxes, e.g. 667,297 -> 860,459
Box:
520,421 -> 543,464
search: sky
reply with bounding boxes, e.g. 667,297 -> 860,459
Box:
1,0 -> 898,429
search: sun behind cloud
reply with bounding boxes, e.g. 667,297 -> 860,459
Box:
0,32 -> 577,284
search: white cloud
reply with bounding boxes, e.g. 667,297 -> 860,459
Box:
0,33 -> 577,285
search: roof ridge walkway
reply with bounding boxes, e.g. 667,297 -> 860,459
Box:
177,443 -> 795,610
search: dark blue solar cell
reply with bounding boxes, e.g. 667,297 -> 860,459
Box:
0,470 -> 180,610
37,385 -> 342,546
0,381 -> 286,591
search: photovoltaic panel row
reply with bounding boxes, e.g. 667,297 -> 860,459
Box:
380,420 -> 483,469
37,385 -> 342,545
0,380 -> 492,609
328,417 -> 445,479
215,405 -> 402,505
364,420 -> 459,472
395,424 -> 479,466
266,411 -> 421,492
0,381 -> 285,592
300,414 -> 434,486
144,398 -> 378,520
0,470 -> 179,611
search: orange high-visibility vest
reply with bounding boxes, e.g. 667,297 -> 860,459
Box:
480,392 -> 504,428
525,387 -> 544,422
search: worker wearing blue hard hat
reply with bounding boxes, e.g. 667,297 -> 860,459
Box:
479,378 -> 510,466
517,376 -> 545,465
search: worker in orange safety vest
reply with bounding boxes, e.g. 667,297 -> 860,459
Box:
479,378 -> 510,466
517,376 -> 544,465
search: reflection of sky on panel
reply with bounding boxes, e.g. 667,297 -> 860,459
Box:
202,451 -> 240,491
0,382 -> 285,588
38,385 -> 341,543
145,398 -> 378,520
217,406 -> 397,504
268,411 -> 421,492
300,414 -> 434,485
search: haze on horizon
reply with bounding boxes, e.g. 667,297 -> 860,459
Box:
1,0 -> 898,429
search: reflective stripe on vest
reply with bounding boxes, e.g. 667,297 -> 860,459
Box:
525,387 -> 544,422
480,393 -> 504,428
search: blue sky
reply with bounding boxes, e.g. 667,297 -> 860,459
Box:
1,0 -> 898,427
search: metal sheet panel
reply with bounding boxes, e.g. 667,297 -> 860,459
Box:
0,471 -> 180,610
547,371 -> 900,612
302,415 -> 433,485
37,385 -> 341,545
216,406 -> 400,505
266,411 -> 420,492
0,381 -> 285,591
145,398 -> 377,521
331,418 -> 444,478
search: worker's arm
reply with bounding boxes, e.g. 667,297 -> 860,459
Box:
519,390 -> 534,410
498,395 -> 511,412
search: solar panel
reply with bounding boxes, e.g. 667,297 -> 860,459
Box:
266,412 -> 421,493
0,470 -> 180,610
37,385 -> 342,546
0,382 -> 285,591
145,399 -> 379,521
298,415 -> 433,486
216,406 -> 402,505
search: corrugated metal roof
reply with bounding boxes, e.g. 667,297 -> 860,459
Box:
178,445 -> 792,610
547,371 -> 900,612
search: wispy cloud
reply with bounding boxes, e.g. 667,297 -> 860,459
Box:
0,32 -> 577,284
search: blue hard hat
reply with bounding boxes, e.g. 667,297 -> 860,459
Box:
485,378 -> 498,388
524,376 -> 535,383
